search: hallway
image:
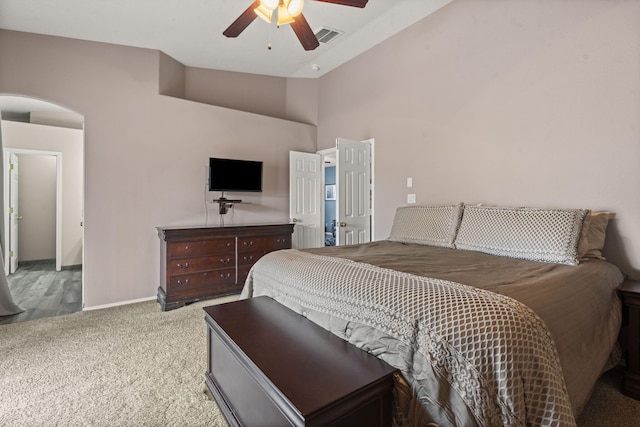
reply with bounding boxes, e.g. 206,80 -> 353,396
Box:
0,261 -> 81,325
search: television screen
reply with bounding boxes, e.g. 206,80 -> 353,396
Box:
209,157 -> 263,192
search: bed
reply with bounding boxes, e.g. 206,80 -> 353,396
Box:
240,204 -> 624,427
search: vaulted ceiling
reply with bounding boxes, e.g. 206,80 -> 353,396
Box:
0,0 -> 452,78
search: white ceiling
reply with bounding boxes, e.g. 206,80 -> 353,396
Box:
0,0 -> 451,116
0,0 -> 451,78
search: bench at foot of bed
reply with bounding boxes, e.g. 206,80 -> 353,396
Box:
203,296 -> 397,427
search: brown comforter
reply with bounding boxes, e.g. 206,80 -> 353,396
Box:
242,241 -> 623,426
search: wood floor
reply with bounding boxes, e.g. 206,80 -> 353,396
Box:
0,260 -> 82,326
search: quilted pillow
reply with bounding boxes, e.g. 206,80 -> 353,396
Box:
388,204 -> 463,248
454,205 -> 589,265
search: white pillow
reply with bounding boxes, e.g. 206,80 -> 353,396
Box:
388,204 -> 463,248
454,205 -> 588,265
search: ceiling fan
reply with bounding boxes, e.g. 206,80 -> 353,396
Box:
223,0 -> 369,51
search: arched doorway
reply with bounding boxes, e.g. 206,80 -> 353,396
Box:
0,95 -> 85,324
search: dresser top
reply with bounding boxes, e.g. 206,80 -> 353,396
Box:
157,222 -> 291,231
157,223 -> 294,241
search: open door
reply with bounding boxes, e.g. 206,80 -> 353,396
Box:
336,138 -> 372,245
289,151 -> 323,249
4,149 -> 64,274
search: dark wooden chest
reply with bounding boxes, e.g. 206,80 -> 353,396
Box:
204,296 -> 397,426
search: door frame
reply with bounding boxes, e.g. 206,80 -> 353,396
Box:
317,138 -> 375,243
317,147 -> 333,245
3,148 -> 62,274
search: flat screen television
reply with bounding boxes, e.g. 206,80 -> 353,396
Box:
209,157 -> 263,192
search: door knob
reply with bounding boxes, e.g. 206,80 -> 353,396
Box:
291,218 -> 299,223
339,222 -> 347,227
16,216 -> 23,220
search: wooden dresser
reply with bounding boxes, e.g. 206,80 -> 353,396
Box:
619,279 -> 640,400
157,223 -> 294,311
204,297 -> 397,426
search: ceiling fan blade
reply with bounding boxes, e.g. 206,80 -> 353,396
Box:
223,0 -> 262,38
291,13 -> 320,51
313,0 -> 368,7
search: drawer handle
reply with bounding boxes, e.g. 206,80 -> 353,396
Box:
184,245 -> 190,251
276,238 -> 286,244
177,279 -> 190,286
219,258 -> 231,264
243,255 -> 254,262
220,273 -> 232,279
243,241 -> 254,247
177,262 -> 190,269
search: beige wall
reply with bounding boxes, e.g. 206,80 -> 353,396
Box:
1,120 -> 84,267
184,67 -> 288,119
0,30 -> 317,308
317,0 -> 640,279
1,0 -> 639,308
167,63 -> 318,125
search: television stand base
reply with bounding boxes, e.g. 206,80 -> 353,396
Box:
213,198 -> 242,214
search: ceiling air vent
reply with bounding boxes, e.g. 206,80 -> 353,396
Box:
314,27 -> 343,44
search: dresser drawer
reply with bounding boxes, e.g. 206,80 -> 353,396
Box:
237,251 -> 266,267
237,237 -> 265,253
167,256 -> 235,275
166,281 -> 242,304
168,268 -> 236,292
168,238 -> 235,258
238,235 -> 290,253
263,235 -> 291,252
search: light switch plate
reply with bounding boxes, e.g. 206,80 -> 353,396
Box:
407,194 -> 416,204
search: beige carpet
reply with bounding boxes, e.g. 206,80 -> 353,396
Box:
0,296 -> 238,427
1,295 -> 639,427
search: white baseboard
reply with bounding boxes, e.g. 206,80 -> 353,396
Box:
84,296 -> 157,311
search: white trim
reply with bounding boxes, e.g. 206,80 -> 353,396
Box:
317,147 -> 336,160
3,148 -> 63,272
83,296 -> 157,311
363,138 -> 375,241
317,147 -> 335,242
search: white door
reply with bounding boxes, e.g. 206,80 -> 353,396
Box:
336,138 -> 372,246
289,151 -> 323,249
8,153 -> 20,273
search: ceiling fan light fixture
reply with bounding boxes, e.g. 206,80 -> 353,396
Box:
260,0 -> 279,10
276,4 -> 295,26
225,0 -> 366,50
254,4 -> 273,23
287,0 -> 304,17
